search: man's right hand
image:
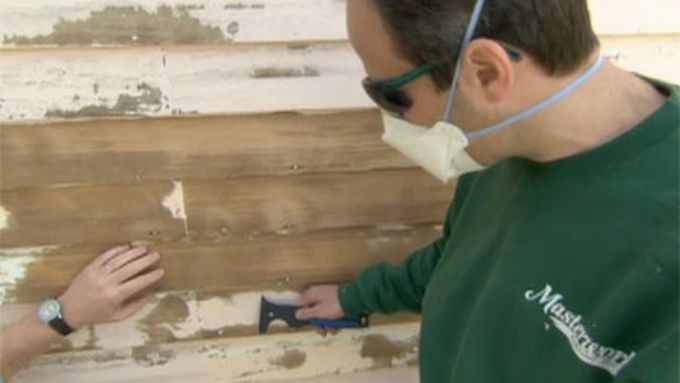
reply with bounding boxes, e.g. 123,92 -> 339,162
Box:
296,284 -> 345,336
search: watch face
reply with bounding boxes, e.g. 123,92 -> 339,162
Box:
38,299 -> 61,323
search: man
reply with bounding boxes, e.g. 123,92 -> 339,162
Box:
0,244 -> 164,381
296,0 -> 678,382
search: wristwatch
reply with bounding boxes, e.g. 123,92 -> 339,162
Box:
37,298 -> 75,336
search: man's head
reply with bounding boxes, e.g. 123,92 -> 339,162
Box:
348,0 -> 600,161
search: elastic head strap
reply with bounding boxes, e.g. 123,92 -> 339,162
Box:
443,0 -> 487,123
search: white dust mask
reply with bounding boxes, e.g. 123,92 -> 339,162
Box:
381,112 -> 485,183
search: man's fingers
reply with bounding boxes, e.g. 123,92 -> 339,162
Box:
94,245 -> 131,268
118,269 -> 165,299
111,252 -> 160,283
295,306 -> 317,321
103,246 -> 149,273
300,287 -> 322,307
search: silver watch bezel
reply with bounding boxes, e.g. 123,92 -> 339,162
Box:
37,298 -> 63,323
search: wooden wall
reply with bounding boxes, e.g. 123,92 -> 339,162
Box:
0,1 -> 678,382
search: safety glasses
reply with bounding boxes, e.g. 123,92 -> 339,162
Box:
362,63 -> 436,116
362,46 -> 521,116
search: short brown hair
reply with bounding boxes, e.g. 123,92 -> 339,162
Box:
373,0 -> 599,90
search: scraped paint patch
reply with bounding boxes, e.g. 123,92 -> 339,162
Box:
44,82 -> 164,118
0,246 -> 58,305
360,334 -> 419,368
131,345 -> 176,367
159,290 -> 302,339
0,206 -> 9,230
3,5 -> 225,46
162,180 -> 189,235
269,349 -> 307,369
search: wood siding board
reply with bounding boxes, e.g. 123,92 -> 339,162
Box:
0,170 -> 449,248
182,170 -> 452,240
0,181 -> 188,248
11,322 -> 421,383
0,0 -> 678,48
0,44 -> 372,123
1,37 -> 679,123
0,291 -> 419,353
5,225 -> 442,304
0,111 -> 415,190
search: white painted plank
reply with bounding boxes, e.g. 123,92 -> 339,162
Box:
0,289 -> 420,352
277,367 -> 419,383
1,37 -> 678,123
0,0 -> 347,47
12,322 -> 420,383
0,0 -> 678,48
0,44 -> 371,122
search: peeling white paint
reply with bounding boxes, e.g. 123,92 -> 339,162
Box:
0,206 -> 10,231
14,322 -> 421,383
161,180 -> 189,235
160,290 -> 302,339
0,246 -> 58,305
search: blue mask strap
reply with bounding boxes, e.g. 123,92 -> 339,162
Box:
465,56 -> 605,139
442,0 -> 487,123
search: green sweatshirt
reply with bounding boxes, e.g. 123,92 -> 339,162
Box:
339,80 -> 679,383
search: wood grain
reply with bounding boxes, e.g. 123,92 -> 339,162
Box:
7,224 -> 443,304
0,110 -> 413,190
0,169 -> 450,248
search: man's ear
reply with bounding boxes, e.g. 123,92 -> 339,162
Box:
459,39 -> 515,103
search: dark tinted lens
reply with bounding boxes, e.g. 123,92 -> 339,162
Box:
362,78 -> 413,114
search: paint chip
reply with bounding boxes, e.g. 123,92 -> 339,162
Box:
162,180 -> 188,235
0,246 -> 58,305
0,206 -> 10,230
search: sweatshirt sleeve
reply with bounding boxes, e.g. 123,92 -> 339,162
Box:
336,175 -> 467,317
338,234 -> 449,316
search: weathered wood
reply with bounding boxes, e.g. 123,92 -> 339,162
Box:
0,169 -> 450,248
0,289 -> 420,353
183,170 -> 452,240
0,111 -> 414,190
0,180 -> 187,248
0,43 -> 370,123
0,0 -> 677,48
1,36 -> 678,123
11,322 -> 421,383
0,0 -> 348,47
3,224 -> 442,304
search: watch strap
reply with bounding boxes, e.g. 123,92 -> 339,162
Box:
48,315 -> 74,336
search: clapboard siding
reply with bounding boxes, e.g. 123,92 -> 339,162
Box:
1,1 -> 677,382
0,43 -> 371,123
1,36 -> 679,123
11,322 -> 421,383
0,0 -> 678,48
0,289 -> 419,353
0,170 -> 450,248
0,111 -> 411,190
2,224 -> 442,304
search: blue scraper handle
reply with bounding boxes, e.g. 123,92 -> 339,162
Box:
308,314 -> 369,329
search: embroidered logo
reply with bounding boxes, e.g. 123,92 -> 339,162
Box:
525,284 -> 636,376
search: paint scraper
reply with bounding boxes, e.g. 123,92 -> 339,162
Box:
258,296 -> 369,334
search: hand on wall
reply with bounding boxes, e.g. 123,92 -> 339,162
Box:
59,244 -> 165,329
